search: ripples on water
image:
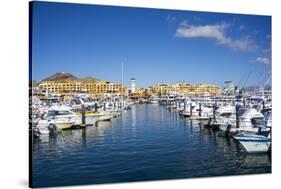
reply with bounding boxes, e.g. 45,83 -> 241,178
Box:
32,104 -> 271,187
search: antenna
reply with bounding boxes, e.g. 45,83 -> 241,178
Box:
121,62 -> 124,86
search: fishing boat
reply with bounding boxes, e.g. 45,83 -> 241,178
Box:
216,107 -> 269,134
239,108 -> 264,127
38,106 -> 101,128
37,118 -> 76,130
179,102 -> 196,117
97,111 -> 117,121
233,132 -> 271,153
216,105 -> 235,115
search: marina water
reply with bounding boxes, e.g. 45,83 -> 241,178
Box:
32,104 -> 271,187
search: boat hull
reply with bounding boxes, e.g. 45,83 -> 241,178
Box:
37,120 -> 75,130
98,114 -> 114,121
233,135 -> 271,153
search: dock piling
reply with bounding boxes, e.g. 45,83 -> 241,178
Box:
235,105 -> 240,128
212,103 -> 216,122
190,102 -> 193,116
81,103 -> 86,128
94,102 -> 98,112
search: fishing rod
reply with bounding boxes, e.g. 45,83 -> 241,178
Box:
237,72 -> 247,88
242,71 -> 252,89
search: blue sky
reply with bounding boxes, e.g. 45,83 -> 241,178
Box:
31,1 -> 271,88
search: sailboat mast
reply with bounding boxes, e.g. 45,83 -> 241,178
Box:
121,62 -> 124,102
122,62 -> 124,89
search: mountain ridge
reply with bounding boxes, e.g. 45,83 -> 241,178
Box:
41,72 -> 102,83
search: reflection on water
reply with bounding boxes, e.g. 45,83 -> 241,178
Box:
240,154 -> 271,168
32,104 -> 271,188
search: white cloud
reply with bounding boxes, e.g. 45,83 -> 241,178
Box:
176,23 -> 226,40
255,57 -> 271,65
175,23 -> 258,52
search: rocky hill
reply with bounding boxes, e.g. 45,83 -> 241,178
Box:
41,72 -> 101,83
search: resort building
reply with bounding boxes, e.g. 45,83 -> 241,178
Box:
39,80 -> 126,98
146,82 -> 221,96
38,71 -> 220,98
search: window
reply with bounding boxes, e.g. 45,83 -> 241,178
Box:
56,110 -> 72,116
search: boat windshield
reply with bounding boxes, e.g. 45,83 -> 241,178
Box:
221,112 -> 232,117
47,110 -> 73,116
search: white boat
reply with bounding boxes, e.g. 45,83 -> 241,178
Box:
179,110 -> 190,117
233,133 -> 271,153
179,102 -> 197,117
126,101 -> 135,107
233,108 -> 270,134
108,108 -> 124,114
97,111 -> 116,121
38,106 -> 101,128
216,105 -> 235,115
180,103 -> 212,119
216,108 -> 269,134
239,108 -> 264,127
149,95 -> 160,104
37,118 -> 75,131
265,112 -> 272,127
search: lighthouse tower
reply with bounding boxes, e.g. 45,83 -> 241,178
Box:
130,78 -> 136,93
